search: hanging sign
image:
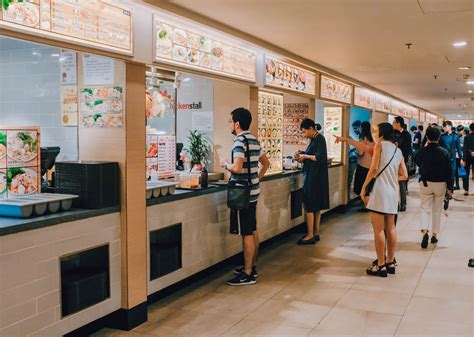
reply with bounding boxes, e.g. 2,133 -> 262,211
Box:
375,94 -> 392,113
320,75 -> 352,104
354,87 -> 376,110
264,56 -> 316,95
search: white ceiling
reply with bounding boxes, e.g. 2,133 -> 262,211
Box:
159,0 -> 474,120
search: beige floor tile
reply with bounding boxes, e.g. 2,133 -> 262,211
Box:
351,267 -> 422,295
336,289 -> 412,315
395,297 -> 473,336
246,299 -> 331,329
310,307 -> 401,337
221,317 -> 313,337
214,280 -> 290,299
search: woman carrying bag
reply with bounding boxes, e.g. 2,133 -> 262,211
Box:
361,123 -> 408,277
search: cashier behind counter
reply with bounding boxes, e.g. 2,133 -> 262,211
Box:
40,146 -> 60,192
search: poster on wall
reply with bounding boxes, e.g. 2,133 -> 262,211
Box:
324,107 -> 342,162
80,86 -> 124,128
83,55 -> 115,85
60,85 -> 78,127
154,16 -> 256,82
354,87 -> 375,110
283,103 -> 309,145
0,127 -> 40,199
375,94 -> 392,113
265,57 -> 316,95
59,51 -> 77,85
320,76 -> 352,104
0,0 -> 133,55
258,92 -> 283,174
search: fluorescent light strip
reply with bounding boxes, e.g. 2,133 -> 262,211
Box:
453,41 -> 468,47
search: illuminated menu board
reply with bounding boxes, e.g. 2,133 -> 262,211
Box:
419,111 -> 426,122
426,113 -> 438,124
354,87 -> 375,110
0,0 -> 133,55
392,101 -> 410,118
154,16 -> 257,82
265,57 -> 316,95
320,76 -> 352,104
375,94 -> 392,113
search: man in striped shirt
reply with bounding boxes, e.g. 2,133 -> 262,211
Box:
222,107 -> 270,286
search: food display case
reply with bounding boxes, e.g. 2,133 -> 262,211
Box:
258,91 -> 283,174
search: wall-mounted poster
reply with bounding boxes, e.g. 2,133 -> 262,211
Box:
258,92 -> 283,174
60,86 -> 78,127
154,16 -> 256,82
265,57 -> 316,95
80,86 -> 124,128
0,127 -> 41,199
375,94 -> 392,113
59,51 -> 77,85
320,76 -> 352,104
0,0 -> 133,55
324,107 -> 342,162
283,103 -> 309,145
354,87 -> 375,110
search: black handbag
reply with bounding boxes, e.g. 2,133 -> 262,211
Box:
365,146 -> 397,196
227,135 -> 252,210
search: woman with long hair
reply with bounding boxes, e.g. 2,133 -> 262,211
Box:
295,118 -> 330,245
353,121 -> 375,211
361,123 -> 408,277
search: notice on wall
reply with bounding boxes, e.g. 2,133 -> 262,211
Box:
59,51 -> 77,85
83,55 -> 115,85
192,111 -> 213,132
324,107 -> 342,162
60,86 -> 78,127
80,86 -> 124,128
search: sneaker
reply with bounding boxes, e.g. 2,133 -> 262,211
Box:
226,273 -> 256,286
431,236 -> 438,244
234,266 -> 258,278
464,191 -> 469,196
421,233 -> 429,249
399,205 -> 406,212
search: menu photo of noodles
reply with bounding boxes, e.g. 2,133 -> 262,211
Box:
283,103 -> 309,145
265,57 -> 316,95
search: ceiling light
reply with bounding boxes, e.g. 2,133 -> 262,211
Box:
469,90 -> 473,93
467,80 -> 474,85
459,66 -> 471,70
457,115 -> 462,118
453,41 -> 467,47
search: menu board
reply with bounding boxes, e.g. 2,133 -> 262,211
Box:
426,113 -> 438,124
146,134 -> 175,180
154,16 -> 256,82
0,127 -> 40,200
265,57 -> 316,95
60,85 -> 78,126
320,76 -> 352,104
80,86 -> 124,128
410,108 -> 419,121
258,92 -> 283,174
354,87 -> 375,110
283,103 -> 309,145
324,107 -> 342,163
0,0 -> 133,55
419,111 -> 426,122
375,94 -> 392,113
392,101 -> 410,118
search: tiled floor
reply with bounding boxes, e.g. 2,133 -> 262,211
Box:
93,182 -> 474,337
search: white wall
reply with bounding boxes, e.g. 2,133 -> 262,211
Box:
0,37 -> 78,161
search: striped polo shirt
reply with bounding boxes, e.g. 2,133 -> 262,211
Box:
231,131 -> 261,203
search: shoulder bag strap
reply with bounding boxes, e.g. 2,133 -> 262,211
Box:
375,145 -> 398,179
240,134 -> 252,185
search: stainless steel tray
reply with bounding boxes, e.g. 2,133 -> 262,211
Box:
146,181 -> 178,199
0,193 -> 78,218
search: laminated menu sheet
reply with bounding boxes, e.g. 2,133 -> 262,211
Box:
258,92 -> 283,174
283,103 -> 309,145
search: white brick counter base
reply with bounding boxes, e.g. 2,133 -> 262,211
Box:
0,213 -> 121,337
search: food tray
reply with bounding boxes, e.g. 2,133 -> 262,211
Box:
0,193 -> 78,218
146,181 -> 178,199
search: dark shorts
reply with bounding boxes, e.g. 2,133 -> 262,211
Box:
354,165 -> 369,195
230,202 -> 257,236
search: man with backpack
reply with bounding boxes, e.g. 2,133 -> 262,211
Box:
440,121 -> 463,208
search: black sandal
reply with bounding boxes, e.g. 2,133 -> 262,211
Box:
385,261 -> 396,274
372,257 -> 397,266
366,265 -> 388,277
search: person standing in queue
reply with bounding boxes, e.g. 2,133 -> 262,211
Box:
415,126 -> 453,248
462,123 -> 474,196
361,123 -> 408,277
353,121 -> 375,212
221,107 -> 270,286
295,118 -> 330,245
392,116 -> 412,212
440,121 -> 463,208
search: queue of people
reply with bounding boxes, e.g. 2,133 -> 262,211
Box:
222,107 -> 471,285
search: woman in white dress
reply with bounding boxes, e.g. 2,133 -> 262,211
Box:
361,123 -> 408,277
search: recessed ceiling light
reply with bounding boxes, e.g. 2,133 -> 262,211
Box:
459,66 -> 471,70
453,41 -> 468,47
469,90 -> 473,93
467,80 -> 474,85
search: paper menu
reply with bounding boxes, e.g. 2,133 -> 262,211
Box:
265,57 -> 316,95
60,85 -> 78,127
146,134 -> 176,180
283,103 -> 309,145
324,107 -> 342,163
258,92 -> 283,174
80,86 -> 123,128
320,76 -> 352,104
354,87 -> 375,110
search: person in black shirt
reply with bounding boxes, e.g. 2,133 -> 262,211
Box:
461,123 -> 474,196
392,116 -> 413,211
413,125 -> 423,152
415,126 -> 452,248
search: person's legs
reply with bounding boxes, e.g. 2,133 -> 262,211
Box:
304,211 -> 315,239
399,180 -> 407,210
463,160 -> 471,193
242,235 -> 256,276
455,158 -> 461,189
313,211 -> 321,237
385,214 -> 397,263
419,182 -> 432,233
252,230 -> 259,267
431,182 -> 446,236
370,212 -> 386,266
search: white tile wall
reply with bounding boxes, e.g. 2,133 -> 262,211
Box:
0,213 -> 121,337
0,37 -> 78,161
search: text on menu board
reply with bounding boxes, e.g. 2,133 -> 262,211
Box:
154,16 -> 257,82
375,94 -> 392,113
392,101 -> 410,118
265,57 -> 316,95
320,76 -> 352,104
354,87 -> 375,110
0,0 -> 133,55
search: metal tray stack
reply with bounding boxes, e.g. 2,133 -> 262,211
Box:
146,181 -> 178,199
0,194 -> 78,218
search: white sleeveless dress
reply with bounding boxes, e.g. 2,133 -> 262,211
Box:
367,141 -> 403,215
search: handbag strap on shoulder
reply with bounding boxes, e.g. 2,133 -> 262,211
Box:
376,145 -> 397,179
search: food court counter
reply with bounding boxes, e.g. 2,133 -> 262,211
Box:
146,164 -> 344,295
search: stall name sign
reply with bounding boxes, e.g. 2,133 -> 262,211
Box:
354,87 -> 375,110
375,94 -> 392,113
320,75 -> 352,104
265,57 -> 316,95
171,101 -> 203,110
154,16 -> 257,82
0,0 -> 133,55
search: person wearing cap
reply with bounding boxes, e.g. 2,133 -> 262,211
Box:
392,116 -> 413,212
